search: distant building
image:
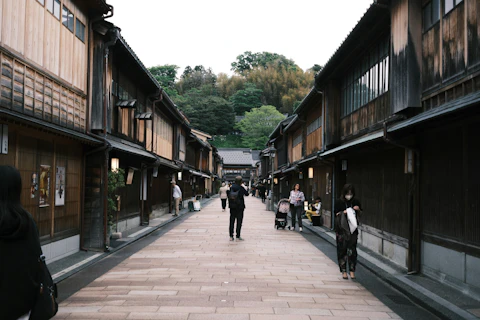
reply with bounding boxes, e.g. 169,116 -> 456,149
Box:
217,148 -> 260,185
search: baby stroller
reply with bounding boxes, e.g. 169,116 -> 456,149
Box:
275,198 -> 290,229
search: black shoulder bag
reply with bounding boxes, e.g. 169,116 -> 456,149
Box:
29,255 -> 58,320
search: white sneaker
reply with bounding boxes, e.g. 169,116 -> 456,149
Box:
299,227 -> 303,232
290,227 -> 295,231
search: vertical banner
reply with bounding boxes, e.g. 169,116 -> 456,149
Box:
39,165 -> 51,207
55,166 -> 65,206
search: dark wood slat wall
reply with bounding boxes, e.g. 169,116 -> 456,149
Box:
346,147 -> 410,240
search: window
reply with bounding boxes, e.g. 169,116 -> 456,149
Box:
341,37 -> 390,117
47,0 -> 61,20
293,134 -> 302,147
444,0 -> 463,15
37,0 -> 45,6
75,18 -> 85,42
307,117 -> 322,135
62,6 -> 74,32
423,0 -> 440,32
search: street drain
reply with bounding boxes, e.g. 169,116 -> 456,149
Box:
385,294 -> 414,306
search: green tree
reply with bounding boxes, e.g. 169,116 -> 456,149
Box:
209,134 -> 244,148
229,83 -> 263,115
235,105 -> 286,149
246,66 -> 313,114
148,65 -> 179,98
176,65 -> 217,94
176,89 -> 235,135
231,51 -> 298,75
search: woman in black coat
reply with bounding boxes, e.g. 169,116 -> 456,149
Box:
334,183 -> 362,280
0,166 -> 44,320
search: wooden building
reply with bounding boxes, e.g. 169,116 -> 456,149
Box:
0,0 -> 112,262
270,91 -> 334,228
83,19 -> 191,250
270,0 -> 480,292
217,148 -> 260,187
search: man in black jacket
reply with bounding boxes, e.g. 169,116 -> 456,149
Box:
227,176 -> 249,241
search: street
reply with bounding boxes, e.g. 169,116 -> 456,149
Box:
54,197 -> 439,320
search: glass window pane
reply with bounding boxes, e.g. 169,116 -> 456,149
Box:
54,0 -> 60,19
68,12 -> 74,31
62,7 -> 68,27
76,19 -> 85,42
432,0 -> 440,22
445,0 -> 454,14
37,0 -> 45,5
46,0 -> 53,13
385,56 -> 390,91
423,3 -> 432,31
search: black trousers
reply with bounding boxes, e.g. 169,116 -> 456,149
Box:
221,199 -> 227,209
336,230 -> 358,272
290,204 -> 303,228
229,208 -> 244,238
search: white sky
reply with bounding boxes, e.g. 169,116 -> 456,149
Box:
107,0 -> 373,76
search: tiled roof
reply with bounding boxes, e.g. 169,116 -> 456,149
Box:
217,148 -> 261,166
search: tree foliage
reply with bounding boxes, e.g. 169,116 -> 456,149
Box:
231,51 -> 298,75
229,83 -> 263,115
235,105 -> 286,149
150,51 -> 317,148
176,65 -> 217,94
148,65 -> 179,98
176,88 -> 235,135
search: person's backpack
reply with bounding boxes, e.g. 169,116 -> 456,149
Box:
228,188 -> 241,209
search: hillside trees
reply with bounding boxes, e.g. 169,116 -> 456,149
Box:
149,64 -> 179,98
229,83 -> 263,115
235,105 -> 286,149
175,88 -> 235,135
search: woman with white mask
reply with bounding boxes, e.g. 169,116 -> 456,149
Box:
334,183 -> 362,280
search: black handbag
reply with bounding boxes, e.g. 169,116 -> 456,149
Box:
29,255 -> 58,320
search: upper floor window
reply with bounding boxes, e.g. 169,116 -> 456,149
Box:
62,6 -> 74,32
75,18 -> 85,42
46,0 -> 61,20
293,134 -> 302,147
423,0 -> 440,32
444,0 -> 463,15
341,37 -> 389,117
307,117 -> 322,135
37,0 -> 45,6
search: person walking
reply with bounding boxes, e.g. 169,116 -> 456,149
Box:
0,166 -> 53,320
288,184 -> 305,232
171,181 -> 182,217
258,184 -> 266,203
227,176 -> 249,241
334,183 -> 362,280
218,182 -> 229,212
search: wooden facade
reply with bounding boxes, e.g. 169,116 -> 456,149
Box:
0,0 -> 109,261
269,0 -> 480,289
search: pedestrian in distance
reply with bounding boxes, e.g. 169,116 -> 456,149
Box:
334,183 -> 362,280
0,165 -> 58,320
259,184 -> 266,203
227,176 -> 249,241
171,181 -> 182,217
218,182 -> 229,212
288,183 -> 305,232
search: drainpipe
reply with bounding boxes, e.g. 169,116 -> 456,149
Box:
80,6 -> 114,252
383,115 -> 421,274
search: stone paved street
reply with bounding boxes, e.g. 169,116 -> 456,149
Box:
54,197 -> 401,320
